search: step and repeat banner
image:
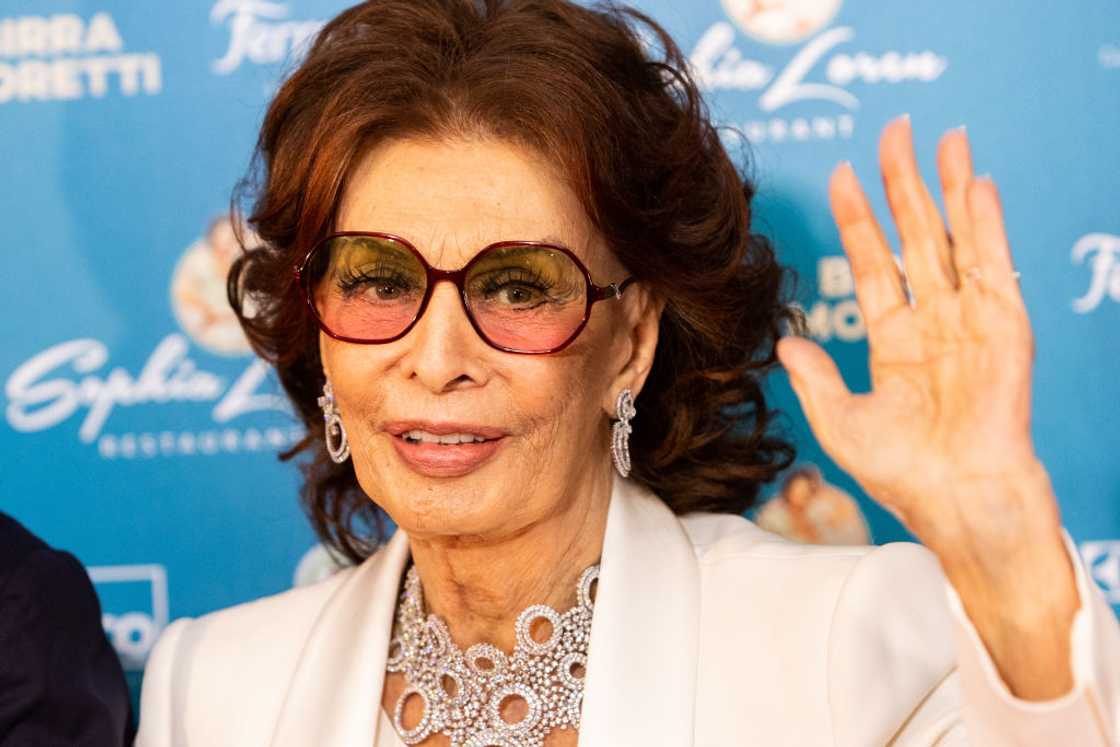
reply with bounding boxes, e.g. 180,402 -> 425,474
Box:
2,0 -> 1117,711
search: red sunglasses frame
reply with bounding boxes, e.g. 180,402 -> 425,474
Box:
294,230 -> 635,354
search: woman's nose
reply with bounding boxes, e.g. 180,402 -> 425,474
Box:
399,280 -> 487,392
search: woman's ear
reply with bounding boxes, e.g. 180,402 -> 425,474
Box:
602,284 -> 666,416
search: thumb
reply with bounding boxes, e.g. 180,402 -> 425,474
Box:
775,335 -> 851,437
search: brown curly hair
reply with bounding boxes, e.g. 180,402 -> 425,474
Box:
227,0 -> 807,564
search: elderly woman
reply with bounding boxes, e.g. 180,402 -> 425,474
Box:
135,1 -> 1119,745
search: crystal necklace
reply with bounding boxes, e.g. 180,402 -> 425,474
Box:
385,561 -> 599,747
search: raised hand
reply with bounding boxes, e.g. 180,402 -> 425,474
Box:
775,115 -> 1080,701
776,115 -> 1045,544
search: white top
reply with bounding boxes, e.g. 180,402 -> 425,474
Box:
376,708 -> 404,747
135,471 -> 1120,746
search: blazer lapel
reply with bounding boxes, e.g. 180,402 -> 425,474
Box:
268,472 -> 700,746
578,472 -> 701,746
268,526 -> 411,747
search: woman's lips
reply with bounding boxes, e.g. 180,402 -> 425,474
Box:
388,433 -> 506,477
382,420 -> 509,477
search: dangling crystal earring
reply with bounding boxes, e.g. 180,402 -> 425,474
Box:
317,380 -> 350,464
610,388 -> 636,478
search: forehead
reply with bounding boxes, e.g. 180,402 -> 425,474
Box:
335,137 -> 600,267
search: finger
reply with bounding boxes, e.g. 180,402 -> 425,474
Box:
967,176 -> 1025,307
776,335 -> 851,449
828,160 -> 909,330
935,126 -> 977,284
879,115 -> 956,301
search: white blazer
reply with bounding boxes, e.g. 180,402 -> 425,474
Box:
136,472 -> 1120,746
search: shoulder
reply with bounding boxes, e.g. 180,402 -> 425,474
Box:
824,537 -> 957,744
0,511 -> 50,582
681,509 -> 952,634
680,507 -> 944,580
137,555 -> 362,745
186,561 -> 355,644
680,510 -> 957,745
0,514 -> 103,633
680,510 -> 886,640
149,558 -> 357,673
0,515 -> 134,745
681,510 -> 876,643
680,509 -> 874,566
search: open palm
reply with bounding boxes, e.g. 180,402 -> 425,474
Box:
776,116 -> 1044,535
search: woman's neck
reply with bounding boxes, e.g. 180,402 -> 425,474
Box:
404,464 -> 612,654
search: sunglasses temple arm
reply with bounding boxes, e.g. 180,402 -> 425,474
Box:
594,276 -> 636,302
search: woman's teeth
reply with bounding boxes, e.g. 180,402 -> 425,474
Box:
401,430 -> 491,444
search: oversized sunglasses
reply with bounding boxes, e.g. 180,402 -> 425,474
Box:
295,231 -> 635,354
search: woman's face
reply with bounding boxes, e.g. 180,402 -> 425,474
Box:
320,136 -> 662,542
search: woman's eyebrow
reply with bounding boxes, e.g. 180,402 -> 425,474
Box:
537,233 -> 601,257
537,234 -> 574,248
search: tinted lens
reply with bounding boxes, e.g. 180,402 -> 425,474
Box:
465,244 -> 588,352
309,235 -> 427,341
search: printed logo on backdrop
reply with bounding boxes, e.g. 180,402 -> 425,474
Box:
1071,233 -> 1120,314
721,0 -> 841,44
88,564 -> 169,670
0,12 -> 162,104
171,218 -> 256,356
790,255 -> 868,343
210,0 -> 325,76
690,0 -> 948,145
1100,43 -> 1120,69
3,215 -> 303,460
1080,541 -> 1120,605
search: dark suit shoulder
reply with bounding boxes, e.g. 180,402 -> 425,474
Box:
0,512 -> 50,584
0,512 -> 135,746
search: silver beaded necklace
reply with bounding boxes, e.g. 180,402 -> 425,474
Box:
386,562 -> 600,747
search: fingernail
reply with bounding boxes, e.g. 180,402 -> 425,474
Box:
953,124 -> 967,133
899,112 -> 911,126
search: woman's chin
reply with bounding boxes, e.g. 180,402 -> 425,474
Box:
389,494 -> 530,541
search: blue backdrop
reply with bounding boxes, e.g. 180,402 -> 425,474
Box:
2,0 -> 1118,713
